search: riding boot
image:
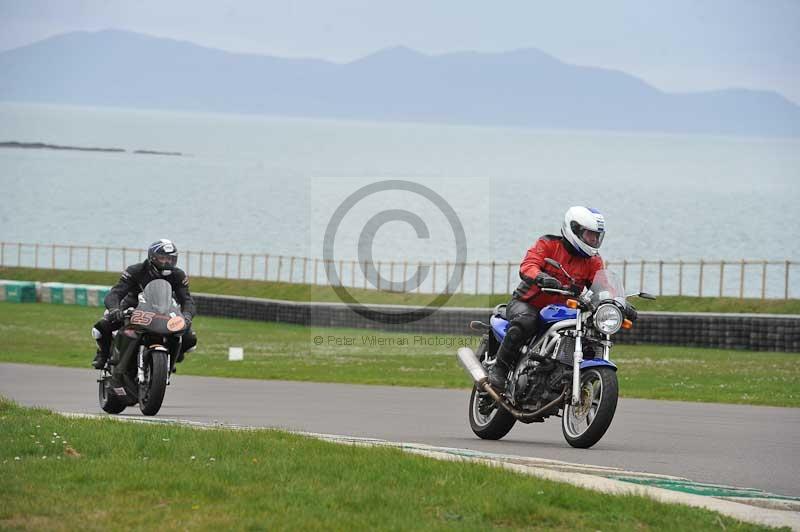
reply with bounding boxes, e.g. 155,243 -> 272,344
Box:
92,349 -> 108,369
91,324 -> 112,369
487,343 -> 519,392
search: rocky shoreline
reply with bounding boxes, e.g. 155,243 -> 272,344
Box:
0,141 -> 184,156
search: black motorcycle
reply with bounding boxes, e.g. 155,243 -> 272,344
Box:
98,279 -> 187,416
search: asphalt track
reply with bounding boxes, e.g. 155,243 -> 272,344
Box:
1,362 -> 798,498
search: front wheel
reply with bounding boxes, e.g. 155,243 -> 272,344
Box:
468,385 -> 516,440
562,367 -> 618,449
139,349 -> 168,416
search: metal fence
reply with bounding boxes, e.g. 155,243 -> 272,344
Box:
0,241 -> 797,300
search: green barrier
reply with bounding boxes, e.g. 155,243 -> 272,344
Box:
63,285 -> 76,305
41,283 -> 65,304
86,286 -> 110,307
0,280 -> 111,307
39,283 -> 111,307
74,287 -> 88,306
0,280 -> 37,302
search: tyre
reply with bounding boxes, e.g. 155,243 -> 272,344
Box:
562,367 -> 618,449
139,349 -> 168,416
98,377 -> 127,414
468,385 -> 516,440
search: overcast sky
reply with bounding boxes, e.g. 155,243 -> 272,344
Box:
2,0 -> 798,103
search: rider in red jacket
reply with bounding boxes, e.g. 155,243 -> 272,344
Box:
487,206 -> 607,391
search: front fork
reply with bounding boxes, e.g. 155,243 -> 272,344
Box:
571,321 -> 613,405
137,346 -> 145,384
571,312 -> 584,406
136,346 -> 172,385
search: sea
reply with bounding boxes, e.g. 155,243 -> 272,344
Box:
0,103 -> 798,297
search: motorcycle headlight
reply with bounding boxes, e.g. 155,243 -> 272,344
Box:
594,304 -> 623,335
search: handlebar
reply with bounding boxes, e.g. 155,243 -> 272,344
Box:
541,287 -> 574,296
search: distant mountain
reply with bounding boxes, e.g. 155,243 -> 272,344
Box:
1,29 -> 798,137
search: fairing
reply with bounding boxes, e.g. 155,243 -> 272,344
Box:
138,279 -> 177,315
490,314 -> 509,342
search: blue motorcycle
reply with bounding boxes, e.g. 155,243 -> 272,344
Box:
457,258 -> 655,448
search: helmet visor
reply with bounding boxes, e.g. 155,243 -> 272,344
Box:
577,227 -> 604,249
152,253 -> 177,269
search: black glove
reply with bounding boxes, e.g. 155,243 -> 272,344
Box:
107,308 -> 124,323
534,272 -> 562,290
568,283 -> 583,296
625,304 -> 638,322
183,314 -> 193,329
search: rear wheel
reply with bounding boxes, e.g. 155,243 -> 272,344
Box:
98,376 -> 127,414
468,385 -> 516,440
139,350 -> 168,416
562,367 -> 618,448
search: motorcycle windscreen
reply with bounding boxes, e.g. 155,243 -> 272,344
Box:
138,279 -> 177,315
587,269 -> 626,306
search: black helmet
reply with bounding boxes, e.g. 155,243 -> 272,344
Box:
147,239 -> 178,272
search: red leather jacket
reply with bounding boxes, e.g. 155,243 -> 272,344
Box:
512,235 -> 604,308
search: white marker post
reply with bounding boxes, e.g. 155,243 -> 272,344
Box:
228,347 -> 244,361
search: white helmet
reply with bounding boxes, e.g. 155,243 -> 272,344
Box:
561,206 -> 605,257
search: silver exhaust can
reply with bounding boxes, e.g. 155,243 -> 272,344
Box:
457,347 -> 488,384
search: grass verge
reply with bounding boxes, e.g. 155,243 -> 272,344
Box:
0,398 -> 781,531
2,266 -> 799,314
1,302 -> 797,407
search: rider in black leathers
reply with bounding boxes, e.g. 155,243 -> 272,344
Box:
91,239 -> 197,369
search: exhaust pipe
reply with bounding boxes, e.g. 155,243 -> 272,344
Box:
457,347 -> 488,384
456,347 -> 567,423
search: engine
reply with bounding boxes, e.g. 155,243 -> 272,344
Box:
513,357 -> 569,407
511,331 -> 600,409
